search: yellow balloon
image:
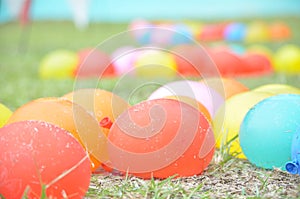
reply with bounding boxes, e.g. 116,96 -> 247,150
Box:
184,21 -> 203,37
213,91 -> 272,159
245,21 -> 270,43
274,44 -> 300,74
0,103 -> 12,127
134,50 -> 177,77
253,84 -> 300,95
39,50 -> 79,79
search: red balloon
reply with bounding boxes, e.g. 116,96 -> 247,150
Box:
172,44 -> 217,76
0,121 -> 91,199
198,23 -> 227,41
209,50 -> 246,76
106,98 -> 215,179
74,48 -> 115,78
242,53 -> 273,75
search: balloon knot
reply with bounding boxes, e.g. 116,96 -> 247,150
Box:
99,117 -> 113,129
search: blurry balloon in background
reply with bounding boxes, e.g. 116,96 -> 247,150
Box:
134,50 -> 177,77
228,44 -> 246,55
273,44 -> 300,74
171,24 -> 193,45
0,121 -> 91,199
269,22 -> 291,41
209,49 -> 246,76
129,19 -> 153,45
185,21 -> 203,38
39,50 -> 78,79
240,94 -> 300,169
150,24 -> 173,46
199,23 -> 226,41
74,48 -> 115,78
0,103 -> 12,128
172,44 -> 208,76
245,21 -> 270,43
241,53 -> 273,75
111,46 -> 137,76
224,23 -> 246,42
213,91 -> 272,159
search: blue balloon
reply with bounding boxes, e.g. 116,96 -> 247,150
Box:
224,23 -> 246,42
137,30 -> 152,45
240,94 -> 300,170
229,44 -> 246,55
171,24 -> 193,45
285,129 -> 300,175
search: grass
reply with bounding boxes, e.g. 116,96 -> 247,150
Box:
1,18 -> 300,198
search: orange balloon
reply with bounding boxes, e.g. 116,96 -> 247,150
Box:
107,98 -> 215,179
0,121 -> 91,199
7,97 -> 106,172
165,95 -> 211,122
62,89 -> 130,136
269,22 -> 291,41
200,77 -> 249,99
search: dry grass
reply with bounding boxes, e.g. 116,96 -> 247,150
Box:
86,151 -> 300,198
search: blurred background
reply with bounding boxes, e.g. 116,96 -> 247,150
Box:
0,0 -> 300,110
1,0 -> 300,24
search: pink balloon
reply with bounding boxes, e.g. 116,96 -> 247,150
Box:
111,46 -> 137,76
148,80 -> 224,117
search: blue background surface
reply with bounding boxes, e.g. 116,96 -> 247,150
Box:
1,0 -> 300,23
